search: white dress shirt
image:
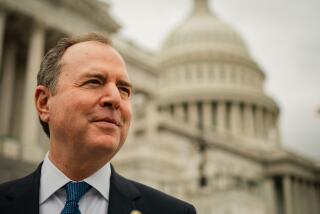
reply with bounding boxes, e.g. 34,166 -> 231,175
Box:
39,152 -> 111,214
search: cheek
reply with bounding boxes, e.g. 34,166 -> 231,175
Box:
123,101 -> 132,121
121,105 -> 132,137
49,94 -> 85,125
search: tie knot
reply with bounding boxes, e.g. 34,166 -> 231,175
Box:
65,182 -> 91,203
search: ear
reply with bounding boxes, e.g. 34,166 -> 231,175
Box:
35,85 -> 51,123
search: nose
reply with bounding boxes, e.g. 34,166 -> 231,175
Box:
99,83 -> 121,109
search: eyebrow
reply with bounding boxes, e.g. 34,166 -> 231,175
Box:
80,72 -> 105,80
81,72 -> 133,89
117,79 -> 133,90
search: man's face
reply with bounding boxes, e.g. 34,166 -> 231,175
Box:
45,41 -> 132,159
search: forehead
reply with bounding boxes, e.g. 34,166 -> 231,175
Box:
60,41 -> 129,79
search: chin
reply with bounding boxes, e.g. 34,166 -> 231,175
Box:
89,136 -> 121,155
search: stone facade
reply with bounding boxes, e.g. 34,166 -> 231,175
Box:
0,0 -> 319,214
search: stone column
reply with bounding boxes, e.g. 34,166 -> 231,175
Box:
230,102 -> 241,135
300,180 -> 307,214
303,181 -> 312,214
254,107 -> 264,138
291,178 -> 296,214
305,182 -> 312,214
291,178 -> 298,214
0,43 -> 16,136
0,10 -> 6,78
175,103 -> 184,121
225,66 -> 231,84
261,110 -> 267,138
315,184 -> 320,214
0,11 -> 6,149
309,181 -> 320,214
265,111 -> 273,140
294,179 -> 303,214
146,100 -> 158,140
188,102 -> 198,126
178,66 -> 183,84
316,184 -> 320,214
217,101 -> 226,133
267,113 -> 279,145
189,64 -> 196,85
203,64 -> 210,85
21,21 -> 45,162
243,104 -> 254,137
203,101 -> 212,129
283,176 -> 293,214
263,178 -> 277,214
274,114 -> 281,145
309,183 -> 317,214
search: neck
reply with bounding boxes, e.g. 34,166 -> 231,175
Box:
48,145 -> 109,181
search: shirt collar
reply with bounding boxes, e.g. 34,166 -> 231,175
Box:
40,152 -> 111,204
84,161 -> 111,201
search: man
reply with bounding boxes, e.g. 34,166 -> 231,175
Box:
0,33 -> 197,214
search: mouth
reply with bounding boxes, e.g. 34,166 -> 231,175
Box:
93,117 -> 121,127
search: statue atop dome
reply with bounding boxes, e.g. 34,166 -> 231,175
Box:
192,0 -> 215,16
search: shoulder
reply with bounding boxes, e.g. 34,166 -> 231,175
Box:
0,164 -> 41,201
132,179 -> 196,213
0,174 -> 32,211
0,167 -> 41,213
112,170 -> 196,214
0,175 -> 32,194
0,163 -> 41,192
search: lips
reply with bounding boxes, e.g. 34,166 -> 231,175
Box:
92,116 -> 121,127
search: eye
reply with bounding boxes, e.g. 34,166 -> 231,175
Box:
118,86 -> 131,98
84,79 -> 102,86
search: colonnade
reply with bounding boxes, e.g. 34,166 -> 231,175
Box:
0,11 -> 62,162
164,100 -> 279,142
282,176 -> 319,214
264,175 -> 320,214
0,10 -> 5,76
161,63 -> 264,91
20,21 -> 46,161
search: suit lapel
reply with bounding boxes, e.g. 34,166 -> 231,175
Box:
108,166 -> 152,214
1,164 -> 153,214
2,164 -> 41,214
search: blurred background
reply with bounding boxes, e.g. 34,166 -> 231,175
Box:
108,0 -> 320,161
0,0 -> 319,213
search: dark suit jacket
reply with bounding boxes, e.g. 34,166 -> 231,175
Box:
0,164 -> 197,214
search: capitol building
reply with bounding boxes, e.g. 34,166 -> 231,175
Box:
0,0 -> 319,213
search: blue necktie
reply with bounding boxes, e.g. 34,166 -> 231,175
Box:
60,182 -> 91,214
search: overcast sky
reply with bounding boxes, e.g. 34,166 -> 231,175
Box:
107,0 -> 320,161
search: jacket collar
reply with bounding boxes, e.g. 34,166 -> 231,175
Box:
1,163 -> 152,214
108,165 -> 152,214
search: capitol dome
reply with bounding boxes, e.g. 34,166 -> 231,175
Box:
162,0 -> 250,61
158,0 -> 280,149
